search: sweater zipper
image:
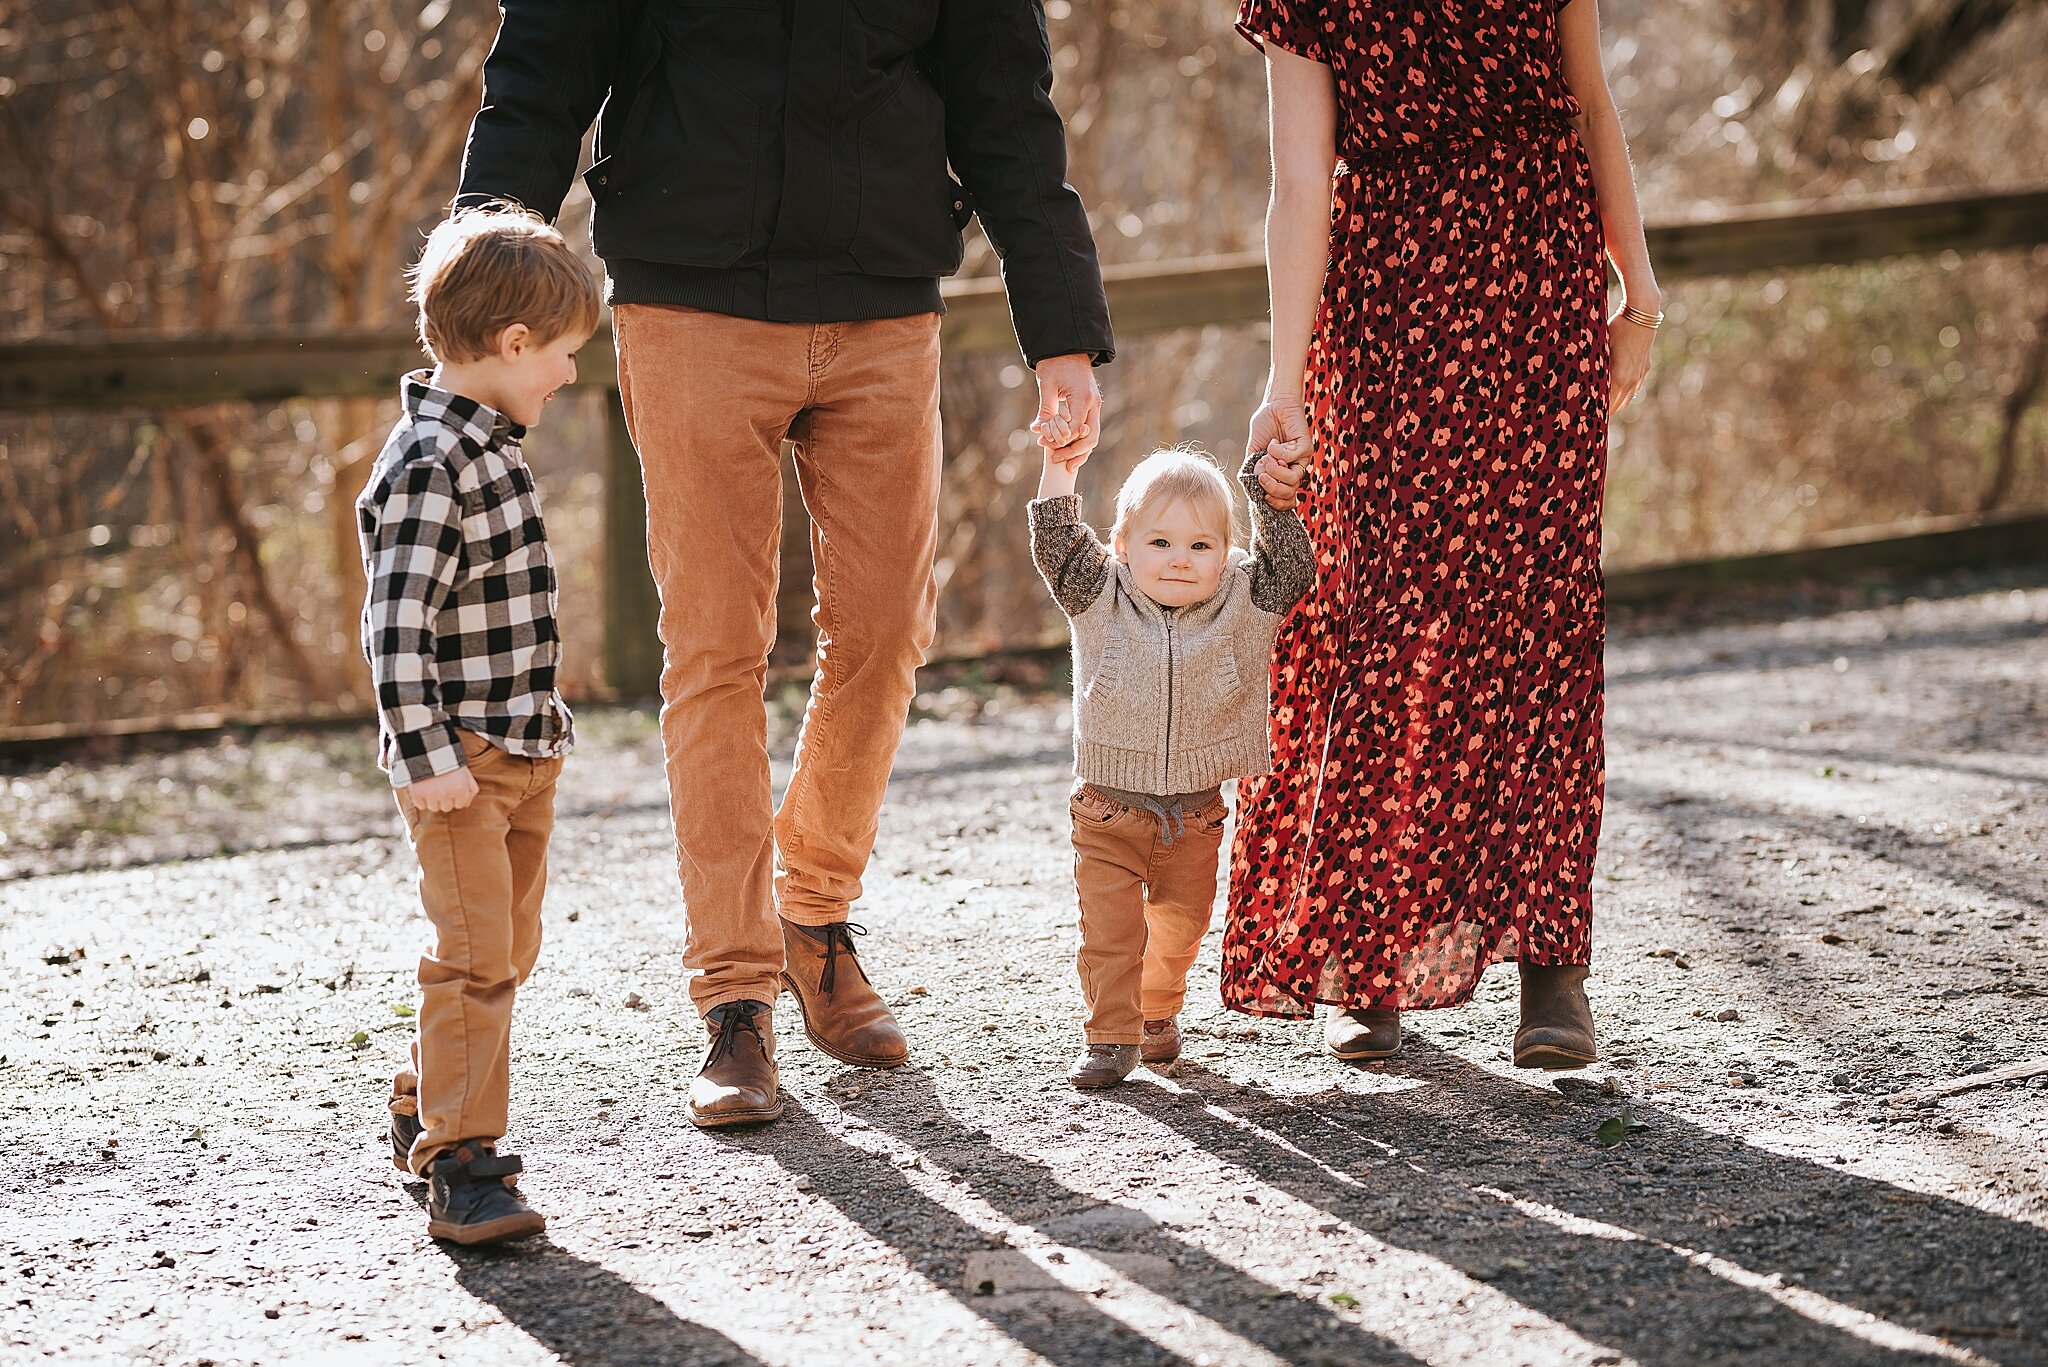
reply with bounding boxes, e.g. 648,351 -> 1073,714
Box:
1162,613 -> 1175,791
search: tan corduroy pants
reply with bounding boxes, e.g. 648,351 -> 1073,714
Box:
1069,784 -> 1230,1044
614,303 -> 944,1015
390,730 -> 561,1175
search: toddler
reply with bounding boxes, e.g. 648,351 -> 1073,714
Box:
360,205 -> 598,1243
1029,438 -> 1313,1087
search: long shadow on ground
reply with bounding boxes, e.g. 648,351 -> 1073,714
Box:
1106,1053 -> 2043,1367
740,1090 -> 1426,1367
405,1188 -> 763,1367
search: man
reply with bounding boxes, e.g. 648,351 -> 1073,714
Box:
456,0 -> 1113,1126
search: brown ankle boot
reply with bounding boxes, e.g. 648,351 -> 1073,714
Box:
1325,1008 -> 1400,1060
1068,1043 -> 1141,1089
779,920 -> 908,1068
687,1000 -> 784,1129
1140,1018 -> 1181,1065
1514,964 -> 1598,1070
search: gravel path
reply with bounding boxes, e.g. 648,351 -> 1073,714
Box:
4,569 -> 2045,1367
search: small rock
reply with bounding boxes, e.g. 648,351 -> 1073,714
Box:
1672,955 -> 1692,971
1831,1071 -> 1855,1089
623,992 -> 648,1010
1935,1121 -> 1957,1135
1820,934 -> 1845,946
264,1308 -> 281,1320
1714,1008 -> 1740,1022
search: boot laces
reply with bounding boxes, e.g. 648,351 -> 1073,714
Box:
814,922 -> 872,996
707,1001 -> 768,1065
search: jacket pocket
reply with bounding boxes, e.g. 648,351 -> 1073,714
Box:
851,68 -> 964,278
1081,635 -> 1125,703
586,40 -> 761,269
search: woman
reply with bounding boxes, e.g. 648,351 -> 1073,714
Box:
1225,0 -> 1660,1067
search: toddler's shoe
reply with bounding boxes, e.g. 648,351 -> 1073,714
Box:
1068,1043 -> 1141,1089
1140,1018 -> 1181,1065
388,1081 -> 422,1175
426,1141 -> 546,1246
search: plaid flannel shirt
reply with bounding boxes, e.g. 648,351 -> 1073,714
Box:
356,372 -> 573,786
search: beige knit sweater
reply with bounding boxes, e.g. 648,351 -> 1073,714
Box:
1028,457 -> 1314,795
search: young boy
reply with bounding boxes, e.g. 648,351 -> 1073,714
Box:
360,204 -> 599,1244
1028,437 -> 1314,1088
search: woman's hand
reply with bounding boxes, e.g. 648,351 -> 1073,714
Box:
1608,311 -> 1656,413
1247,395 -> 1313,507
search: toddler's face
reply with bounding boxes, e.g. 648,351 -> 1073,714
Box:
1115,496 -> 1229,608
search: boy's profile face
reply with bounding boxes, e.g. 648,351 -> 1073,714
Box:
1114,495 -> 1229,608
484,324 -> 589,428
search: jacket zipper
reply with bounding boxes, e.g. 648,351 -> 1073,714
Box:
1162,613 -> 1175,792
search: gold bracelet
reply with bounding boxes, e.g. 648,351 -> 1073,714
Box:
1620,303 -> 1664,330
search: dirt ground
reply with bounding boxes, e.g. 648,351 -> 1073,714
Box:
4,566 -> 2046,1367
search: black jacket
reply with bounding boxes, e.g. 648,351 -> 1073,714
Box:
457,0 -> 1114,366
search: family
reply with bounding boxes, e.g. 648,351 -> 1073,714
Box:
356,0 -> 1662,1244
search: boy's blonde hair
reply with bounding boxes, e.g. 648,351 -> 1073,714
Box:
408,204 -> 602,364
1112,447 -> 1239,548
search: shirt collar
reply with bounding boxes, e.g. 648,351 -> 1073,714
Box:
401,369 -> 526,447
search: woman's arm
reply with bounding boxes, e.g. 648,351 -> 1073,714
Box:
1245,46 -> 1337,499
1558,0 -> 1660,411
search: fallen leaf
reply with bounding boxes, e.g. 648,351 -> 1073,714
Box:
1596,1107 -> 1650,1147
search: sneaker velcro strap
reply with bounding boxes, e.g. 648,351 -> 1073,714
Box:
465,1153 -> 523,1178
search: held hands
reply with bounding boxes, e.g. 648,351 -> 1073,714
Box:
1031,353 -> 1102,472
407,765 -> 478,813
1247,394 -> 1312,509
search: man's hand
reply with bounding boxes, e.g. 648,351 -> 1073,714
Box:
407,766 -> 478,813
1031,353 -> 1102,467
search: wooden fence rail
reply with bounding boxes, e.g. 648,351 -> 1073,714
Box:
2,185 -> 2045,699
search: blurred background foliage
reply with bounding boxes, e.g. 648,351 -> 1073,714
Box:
2,0 -> 2046,731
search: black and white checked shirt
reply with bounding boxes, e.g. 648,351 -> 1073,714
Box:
357,372 -> 573,786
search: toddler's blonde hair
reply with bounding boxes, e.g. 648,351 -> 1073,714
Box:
408,203 -> 602,364
1111,446 -> 1239,548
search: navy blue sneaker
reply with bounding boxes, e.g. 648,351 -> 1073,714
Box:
389,1095 -> 423,1174
426,1142 -> 546,1245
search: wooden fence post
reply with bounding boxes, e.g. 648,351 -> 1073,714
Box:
602,385 -> 663,699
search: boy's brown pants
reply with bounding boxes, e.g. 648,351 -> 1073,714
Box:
613,302 -> 944,1016
1069,785 -> 1229,1044
390,730 -> 561,1176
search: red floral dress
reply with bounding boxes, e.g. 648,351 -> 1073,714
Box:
1224,0 -> 1610,1018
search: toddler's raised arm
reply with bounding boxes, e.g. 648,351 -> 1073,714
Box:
1027,491 -> 1113,619
1238,453 -> 1315,615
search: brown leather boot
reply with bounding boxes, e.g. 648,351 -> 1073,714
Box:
687,1000 -> 784,1129
1140,1018 -> 1181,1065
1325,1007 -> 1401,1061
779,920 -> 908,1068
1514,964 -> 1598,1070
1068,1043 -> 1141,1089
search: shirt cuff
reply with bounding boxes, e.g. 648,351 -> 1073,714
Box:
389,720 -> 468,788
